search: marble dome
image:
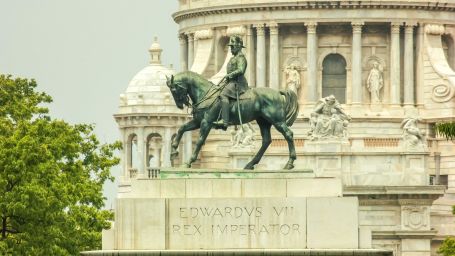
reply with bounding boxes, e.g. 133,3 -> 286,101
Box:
118,37 -> 179,114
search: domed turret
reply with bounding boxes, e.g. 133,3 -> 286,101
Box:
114,37 -> 192,182
118,37 -> 179,114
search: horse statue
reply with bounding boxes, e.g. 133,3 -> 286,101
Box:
166,71 -> 299,170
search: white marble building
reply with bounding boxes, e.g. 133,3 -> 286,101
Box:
111,1 -> 455,255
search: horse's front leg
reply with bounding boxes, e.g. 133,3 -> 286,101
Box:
186,119 -> 212,168
170,119 -> 200,161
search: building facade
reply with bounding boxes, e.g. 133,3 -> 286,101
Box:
113,1 -> 455,255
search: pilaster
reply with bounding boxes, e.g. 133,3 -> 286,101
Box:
390,22 -> 402,106
255,24 -> 266,87
351,21 -> 364,105
305,22 -> 318,103
404,22 -> 416,107
269,22 -> 280,90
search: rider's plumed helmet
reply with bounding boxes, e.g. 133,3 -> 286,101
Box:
228,35 -> 245,48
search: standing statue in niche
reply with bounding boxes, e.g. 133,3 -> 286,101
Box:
308,95 -> 351,140
285,65 -> 301,94
401,117 -> 426,150
366,61 -> 384,103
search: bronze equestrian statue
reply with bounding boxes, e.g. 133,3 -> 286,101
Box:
212,36 -> 249,130
166,35 -> 299,170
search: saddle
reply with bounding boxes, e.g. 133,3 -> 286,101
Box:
238,89 -> 253,100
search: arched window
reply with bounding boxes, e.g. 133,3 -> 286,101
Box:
146,133 -> 163,168
322,54 -> 347,103
442,35 -> 455,70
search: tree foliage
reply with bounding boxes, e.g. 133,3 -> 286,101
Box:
435,122 -> 455,140
0,75 -> 121,255
438,207 -> 455,256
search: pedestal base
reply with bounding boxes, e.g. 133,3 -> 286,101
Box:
82,249 -> 393,256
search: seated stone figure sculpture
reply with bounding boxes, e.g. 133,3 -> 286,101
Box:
401,117 -> 426,150
309,95 -> 351,140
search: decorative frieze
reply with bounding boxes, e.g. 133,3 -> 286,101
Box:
194,29 -> 213,40
226,26 -> 246,36
424,24 -> 445,35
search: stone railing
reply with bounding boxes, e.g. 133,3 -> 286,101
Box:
147,167 -> 161,179
363,138 -> 399,147
128,168 -> 138,178
271,138 -> 304,147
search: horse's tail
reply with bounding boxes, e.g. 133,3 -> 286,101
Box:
280,89 -> 299,126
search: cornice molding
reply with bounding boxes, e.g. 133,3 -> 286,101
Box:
173,2 -> 455,23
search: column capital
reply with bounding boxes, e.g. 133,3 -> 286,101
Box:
227,25 -> 247,36
254,24 -> 266,35
178,33 -> 187,42
351,21 -> 364,33
269,22 -> 279,35
185,32 -> 194,41
404,23 -> 416,33
391,22 -> 402,33
305,22 -> 317,33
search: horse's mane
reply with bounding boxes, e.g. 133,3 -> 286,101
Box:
176,71 -> 214,88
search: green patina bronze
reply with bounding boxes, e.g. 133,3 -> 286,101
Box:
166,36 -> 299,170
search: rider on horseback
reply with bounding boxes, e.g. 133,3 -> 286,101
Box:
213,35 -> 249,129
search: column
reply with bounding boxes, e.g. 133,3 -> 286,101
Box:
184,131 -> 192,164
179,33 -> 188,71
269,22 -> 280,90
187,33 -> 195,69
390,22 -> 402,105
415,23 -> 424,106
351,22 -> 364,105
306,22 -> 318,102
255,24 -> 266,87
122,129 -> 129,179
246,25 -> 256,86
404,23 -> 416,107
162,128 -> 172,167
137,128 -> 146,177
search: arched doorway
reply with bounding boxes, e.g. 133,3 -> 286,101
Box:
322,54 -> 347,103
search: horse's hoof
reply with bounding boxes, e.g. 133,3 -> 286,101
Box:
244,164 -> 254,170
184,162 -> 192,168
170,150 -> 179,160
283,163 -> 294,170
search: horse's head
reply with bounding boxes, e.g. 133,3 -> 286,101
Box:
166,74 -> 188,109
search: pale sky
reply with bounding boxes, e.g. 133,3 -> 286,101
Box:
0,0 -> 180,208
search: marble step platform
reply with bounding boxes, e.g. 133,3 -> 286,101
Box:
82,249 -> 393,255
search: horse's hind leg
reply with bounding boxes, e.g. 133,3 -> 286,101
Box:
186,119 -> 212,168
244,120 -> 272,170
274,122 -> 296,170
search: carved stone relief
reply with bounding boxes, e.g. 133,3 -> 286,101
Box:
401,117 -> 427,151
401,206 -> 429,230
231,123 -> 255,148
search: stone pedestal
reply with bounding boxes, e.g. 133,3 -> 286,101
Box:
88,168 -> 393,255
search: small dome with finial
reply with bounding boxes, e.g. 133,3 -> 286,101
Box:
149,36 -> 163,65
118,37 -> 180,115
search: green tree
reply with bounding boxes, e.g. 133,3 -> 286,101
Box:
0,75 -> 121,255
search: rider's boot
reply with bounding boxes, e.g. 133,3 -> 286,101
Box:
213,96 -> 229,130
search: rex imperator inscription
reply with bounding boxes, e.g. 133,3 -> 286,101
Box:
168,198 -> 307,249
